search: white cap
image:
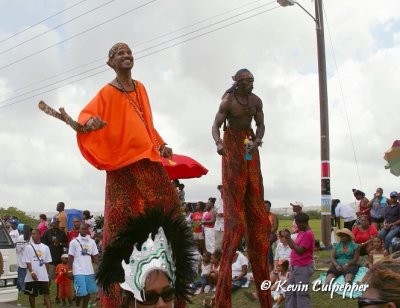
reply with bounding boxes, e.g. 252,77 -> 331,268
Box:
290,201 -> 304,208
61,254 -> 69,259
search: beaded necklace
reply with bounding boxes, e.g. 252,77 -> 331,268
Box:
233,92 -> 250,113
116,78 -> 161,153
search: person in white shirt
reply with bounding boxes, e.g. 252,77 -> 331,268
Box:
335,201 -> 357,230
9,219 -> 19,244
16,224 -> 28,292
231,251 -> 248,290
192,252 -> 212,294
273,230 -> 292,269
214,185 -> 224,251
23,228 -> 52,308
82,210 -> 96,237
68,223 -> 99,308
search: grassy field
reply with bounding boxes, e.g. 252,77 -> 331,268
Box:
186,219 -> 358,307
11,219 -> 359,307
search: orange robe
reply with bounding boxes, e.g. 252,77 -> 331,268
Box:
77,81 -> 164,171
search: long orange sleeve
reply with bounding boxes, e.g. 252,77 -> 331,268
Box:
76,81 -> 164,171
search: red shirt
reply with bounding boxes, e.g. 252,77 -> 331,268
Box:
67,230 -> 79,244
191,212 -> 204,233
352,224 -> 378,244
55,263 -> 69,284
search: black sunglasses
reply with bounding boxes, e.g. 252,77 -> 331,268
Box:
138,287 -> 175,305
358,297 -> 389,307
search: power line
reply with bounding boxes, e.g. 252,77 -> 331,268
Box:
323,3 -> 363,188
0,0 -> 275,102
0,5 -> 281,110
138,0 -> 274,46
0,0 -> 88,43
0,57 -> 105,100
134,3 -> 276,57
0,0 -> 159,72
0,65 -> 103,106
0,0 -> 116,56
0,0 -> 273,99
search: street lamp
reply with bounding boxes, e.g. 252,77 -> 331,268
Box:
277,0 -> 294,7
278,0 -> 331,248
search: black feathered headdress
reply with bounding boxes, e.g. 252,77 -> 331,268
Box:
96,206 -> 197,303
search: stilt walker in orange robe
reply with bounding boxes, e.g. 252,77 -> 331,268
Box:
39,43 -> 185,307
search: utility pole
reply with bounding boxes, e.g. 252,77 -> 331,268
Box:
278,0 -> 331,247
315,0 -> 331,248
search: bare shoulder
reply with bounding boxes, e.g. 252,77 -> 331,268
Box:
219,92 -> 234,112
250,93 -> 263,106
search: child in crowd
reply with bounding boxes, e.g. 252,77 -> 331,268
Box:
273,230 -> 291,273
231,251 -> 248,291
55,254 -> 72,307
246,257 -> 290,303
367,237 -> 385,268
207,249 -> 222,292
93,231 -> 103,261
192,252 -> 212,294
271,258 -> 290,308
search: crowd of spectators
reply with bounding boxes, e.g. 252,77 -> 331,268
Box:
332,187 -> 400,256
2,183 -> 400,308
181,184 -> 400,308
2,202 -> 101,307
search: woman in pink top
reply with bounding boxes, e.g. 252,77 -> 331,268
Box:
37,214 -> 48,237
202,199 -> 217,254
282,212 -> 315,308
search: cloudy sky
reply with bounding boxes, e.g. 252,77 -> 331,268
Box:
0,0 -> 399,214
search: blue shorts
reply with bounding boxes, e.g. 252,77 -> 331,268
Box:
73,274 -> 97,297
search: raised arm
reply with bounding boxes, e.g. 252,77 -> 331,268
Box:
38,101 -> 106,133
212,96 -> 230,156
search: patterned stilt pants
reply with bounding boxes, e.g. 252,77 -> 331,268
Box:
215,128 -> 272,308
100,159 -> 183,308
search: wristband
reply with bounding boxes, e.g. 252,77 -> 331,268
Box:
30,272 -> 36,275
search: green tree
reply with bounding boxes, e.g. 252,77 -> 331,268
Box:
94,214 -> 104,231
305,210 -> 321,219
0,206 -> 39,228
